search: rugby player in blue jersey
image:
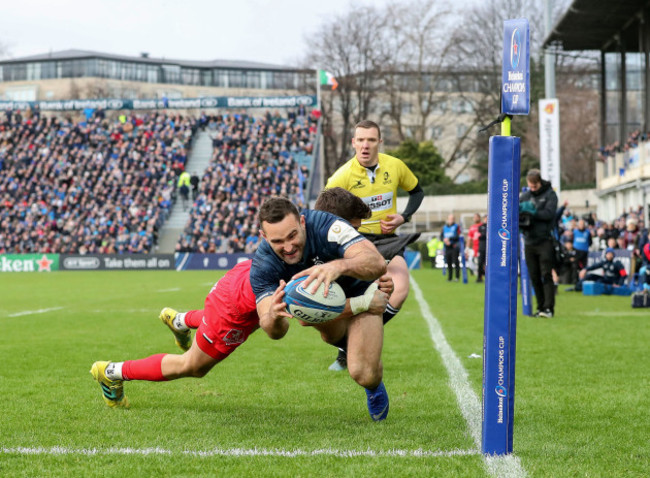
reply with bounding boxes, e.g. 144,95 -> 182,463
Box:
251,196 -> 391,421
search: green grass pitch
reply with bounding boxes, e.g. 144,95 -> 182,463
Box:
0,269 -> 648,477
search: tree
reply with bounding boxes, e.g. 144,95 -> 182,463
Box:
387,139 -> 449,188
304,5 -> 386,177
305,0 -> 595,187
523,61 -> 599,186
378,0 -> 454,143
452,0 -> 596,186
449,0 -> 545,171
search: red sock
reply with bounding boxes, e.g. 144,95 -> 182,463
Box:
122,354 -> 168,381
184,309 -> 203,329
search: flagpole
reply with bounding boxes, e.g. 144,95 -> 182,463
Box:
316,69 -> 321,112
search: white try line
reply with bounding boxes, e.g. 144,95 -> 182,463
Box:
410,276 -> 527,478
0,446 -> 479,458
7,307 -> 64,317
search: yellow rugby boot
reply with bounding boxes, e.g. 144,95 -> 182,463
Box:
159,307 -> 191,351
90,361 -> 130,409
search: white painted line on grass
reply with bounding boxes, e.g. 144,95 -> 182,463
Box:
410,277 -> 527,478
7,307 -> 64,317
156,288 -> 181,293
0,446 -> 479,458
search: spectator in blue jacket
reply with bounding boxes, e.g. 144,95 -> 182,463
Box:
572,219 -> 592,270
440,213 -> 461,282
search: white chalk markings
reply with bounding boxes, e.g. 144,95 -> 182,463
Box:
1,276 -> 526,478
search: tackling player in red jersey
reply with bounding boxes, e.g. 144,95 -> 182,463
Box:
90,190 -> 392,421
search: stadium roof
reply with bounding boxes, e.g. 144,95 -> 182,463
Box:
543,0 -> 650,51
0,49 -> 308,71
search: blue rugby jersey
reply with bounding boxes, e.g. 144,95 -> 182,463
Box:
250,209 -> 369,303
573,228 -> 592,252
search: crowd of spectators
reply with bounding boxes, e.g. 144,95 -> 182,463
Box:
0,110 -> 196,254
176,109 -> 316,254
555,202 -> 649,285
598,129 -> 643,161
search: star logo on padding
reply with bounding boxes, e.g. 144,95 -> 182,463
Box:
37,255 -> 53,272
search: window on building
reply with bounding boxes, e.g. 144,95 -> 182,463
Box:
604,52 -> 620,91
85,59 -> 98,77
405,126 -> 417,138
297,72 -> 312,90
121,62 -> 136,81
181,68 -> 200,85
41,62 -> 56,79
5,64 -> 27,81
108,61 -> 120,80
432,101 -> 447,115
269,72 -> 296,89
26,63 -> 41,81
212,69 -> 227,87
161,64 -> 181,84
246,71 -> 261,89
435,78 -> 452,92
201,70 -> 212,86
430,125 -> 443,139
96,60 -> 108,78
228,70 -> 245,88
451,98 -> 473,114
60,61 -> 73,78
147,66 -> 159,83
457,151 -> 469,164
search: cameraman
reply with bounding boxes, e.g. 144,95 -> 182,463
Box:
519,169 -> 558,318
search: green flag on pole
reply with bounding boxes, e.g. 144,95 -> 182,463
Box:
319,70 -> 338,90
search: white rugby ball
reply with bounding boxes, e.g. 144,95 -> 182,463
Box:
284,278 -> 346,324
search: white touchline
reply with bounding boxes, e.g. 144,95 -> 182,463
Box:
0,446 -> 480,458
7,307 -> 64,317
410,276 -> 527,478
156,288 -> 181,293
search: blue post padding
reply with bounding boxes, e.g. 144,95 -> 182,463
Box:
519,234 -> 532,316
442,246 -> 447,276
404,250 -> 421,270
460,236 -> 468,283
482,135 -> 520,455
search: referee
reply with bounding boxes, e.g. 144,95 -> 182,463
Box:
325,120 -> 424,371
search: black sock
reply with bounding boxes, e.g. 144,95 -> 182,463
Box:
383,304 -> 400,325
333,335 -> 347,355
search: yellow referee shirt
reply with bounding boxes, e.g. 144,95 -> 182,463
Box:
326,153 -> 418,234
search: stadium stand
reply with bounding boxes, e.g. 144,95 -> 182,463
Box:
0,111 -> 197,254
176,110 -> 317,253
0,108 -> 316,255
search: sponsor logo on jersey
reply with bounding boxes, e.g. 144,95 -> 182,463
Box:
223,329 -> 245,345
362,192 -> 394,212
352,179 -> 365,189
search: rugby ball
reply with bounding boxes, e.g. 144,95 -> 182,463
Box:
284,278 -> 346,324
